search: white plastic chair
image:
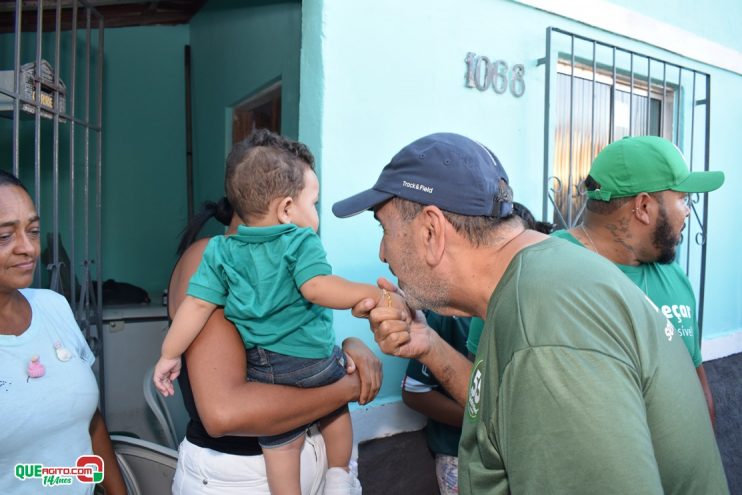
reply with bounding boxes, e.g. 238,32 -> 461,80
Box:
143,366 -> 187,450
111,435 -> 178,495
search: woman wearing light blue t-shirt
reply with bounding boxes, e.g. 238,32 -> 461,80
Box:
0,170 -> 126,495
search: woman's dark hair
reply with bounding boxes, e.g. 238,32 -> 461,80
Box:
512,201 -> 555,234
0,169 -> 28,192
512,202 -> 536,229
176,197 -> 234,256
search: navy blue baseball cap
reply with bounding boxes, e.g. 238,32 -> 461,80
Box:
332,132 -> 513,218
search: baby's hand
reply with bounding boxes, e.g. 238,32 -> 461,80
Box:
153,356 -> 181,397
384,289 -> 413,323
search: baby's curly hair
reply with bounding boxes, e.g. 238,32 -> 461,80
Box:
225,129 -> 315,221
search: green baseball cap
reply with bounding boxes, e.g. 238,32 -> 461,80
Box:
587,136 -> 724,201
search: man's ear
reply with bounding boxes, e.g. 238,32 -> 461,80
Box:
632,193 -> 653,225
275,196 -> 293,224
420,205 -> 447,266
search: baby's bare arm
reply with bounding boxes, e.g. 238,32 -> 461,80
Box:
162,296 -> 217,359
300,275 -> 408,317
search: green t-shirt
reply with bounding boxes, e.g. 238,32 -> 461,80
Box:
458,237 -> 727,495
404,312 -> 470,457
552,229 -> 702,366
466,317 -> 484,355
188,223 -> 334,359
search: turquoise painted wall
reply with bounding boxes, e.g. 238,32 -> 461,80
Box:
1,26 -> 188,297
703,68 -> 742,335
101,26 -> 189,296
609,0 -> 742,53
189,0 -> 302,236
301,0 -> 742,403
2,1 -> 302,297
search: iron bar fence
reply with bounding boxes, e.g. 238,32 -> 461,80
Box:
1,0 -> 105,411
541,26 -> 712,333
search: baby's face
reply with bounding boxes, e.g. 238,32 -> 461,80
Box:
290,168 -> 320,232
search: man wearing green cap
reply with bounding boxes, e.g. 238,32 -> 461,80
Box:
553,135 -> 724,427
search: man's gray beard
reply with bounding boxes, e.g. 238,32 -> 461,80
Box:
401,279 -> 451,313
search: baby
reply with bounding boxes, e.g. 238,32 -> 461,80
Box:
154,129 -> 407,495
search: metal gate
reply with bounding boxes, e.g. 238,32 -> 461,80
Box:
0,0 -> 105,408
541,26 -> 712,331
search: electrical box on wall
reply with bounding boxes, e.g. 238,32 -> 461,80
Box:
0,59 -> 66,120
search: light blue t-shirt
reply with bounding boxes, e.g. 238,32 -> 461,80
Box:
0,289 -> 98,495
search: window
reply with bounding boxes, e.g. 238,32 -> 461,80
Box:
551,56 -> 678,225
542,27 -> 712,328
232,81 -> 281,144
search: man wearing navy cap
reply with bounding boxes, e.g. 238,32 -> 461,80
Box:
553,135 -> 723,429
335,133 -> 727,494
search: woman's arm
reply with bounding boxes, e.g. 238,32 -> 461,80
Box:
696,364 -> 716,429
154,296 -> 217,396
168,238 -> 211,315
89,409 -> 127,495
402,389 -> 464,427
171,238 -> 381,438
185,310 -> 362,437
162,296 -> 217,360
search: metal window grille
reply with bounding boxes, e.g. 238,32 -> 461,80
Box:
1,0 -> 105,408
541,27 -> 712,332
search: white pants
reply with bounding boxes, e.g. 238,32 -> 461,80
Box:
172,426 -> 327,495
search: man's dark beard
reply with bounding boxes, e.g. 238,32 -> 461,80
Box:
653,202 -> 680,264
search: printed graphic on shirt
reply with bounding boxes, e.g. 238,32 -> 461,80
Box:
661,304 -> 694,338
467,359 -> 484,421
664,320 -> 676,342
643,294 -> 678,342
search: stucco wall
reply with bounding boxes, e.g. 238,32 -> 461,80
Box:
300,0 -> 742,407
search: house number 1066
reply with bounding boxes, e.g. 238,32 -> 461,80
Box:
465,52 -> 525,97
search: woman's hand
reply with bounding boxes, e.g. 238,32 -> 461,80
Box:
342,337 -> 382,405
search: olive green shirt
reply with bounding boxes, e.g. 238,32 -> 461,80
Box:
458,237 -> 727,494
552,229 -> 702,366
